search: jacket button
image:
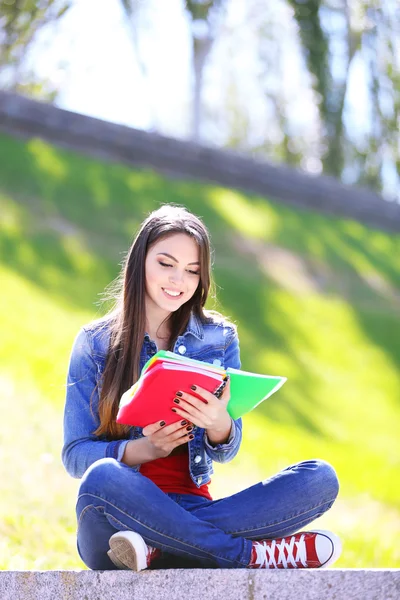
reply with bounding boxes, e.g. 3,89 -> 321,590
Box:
213,359 -> 222,366
197,477 -> 202,485
178,345 -> 186,354
194,455 -> 201,464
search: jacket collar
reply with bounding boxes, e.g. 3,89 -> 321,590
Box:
184,311 -> 204,341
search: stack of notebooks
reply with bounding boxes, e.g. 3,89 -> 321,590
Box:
117,350 -> 287,428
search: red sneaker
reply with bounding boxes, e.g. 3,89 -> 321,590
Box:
249,530 -> 342,569
108,531 -> 161,571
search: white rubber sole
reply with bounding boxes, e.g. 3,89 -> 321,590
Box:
108,531 -> 148,571
312,529 -> 342,568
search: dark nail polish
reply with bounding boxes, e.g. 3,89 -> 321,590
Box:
181,420 -> 187,426
159,421 -> 166,427
188,434 -> 194,440
176,391 -> 183,397
186,426 -> 193,432
173,398 -> 180,404
171,408 -> 177,413
190,385 -> 197,391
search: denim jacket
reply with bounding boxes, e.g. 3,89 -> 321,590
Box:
62,311 -> 242,488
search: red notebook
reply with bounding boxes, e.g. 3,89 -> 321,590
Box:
116,362 -> 225,427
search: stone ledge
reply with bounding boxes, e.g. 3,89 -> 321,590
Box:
0,569 -> 399,600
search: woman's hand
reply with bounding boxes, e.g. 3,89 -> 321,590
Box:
142,419 -> 194,459
171,379 -> 232,445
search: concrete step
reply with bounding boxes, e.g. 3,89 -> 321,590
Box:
0,569 -> 399,600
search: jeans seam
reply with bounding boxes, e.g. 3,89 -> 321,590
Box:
78,492 -> 241,566
104,513 -> 210,562
77,503 -> 96,527
227,497 -> 335,535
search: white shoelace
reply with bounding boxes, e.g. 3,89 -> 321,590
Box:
255,534 -> 307,569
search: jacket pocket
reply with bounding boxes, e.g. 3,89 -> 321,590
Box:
189,345 -> 224,366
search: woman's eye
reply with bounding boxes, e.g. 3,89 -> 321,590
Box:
159,261 -> 199,275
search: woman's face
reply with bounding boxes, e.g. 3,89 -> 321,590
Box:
144,233 -> 201,319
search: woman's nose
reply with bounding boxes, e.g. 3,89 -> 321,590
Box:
169,270 -> 184,284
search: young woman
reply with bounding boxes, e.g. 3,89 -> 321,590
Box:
62,204 -> 341,571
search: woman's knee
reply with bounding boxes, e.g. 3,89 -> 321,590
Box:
78,457 -> 141,496
79,458 -> 119,492
298,459 -> 339,501
316,459 -> 339,499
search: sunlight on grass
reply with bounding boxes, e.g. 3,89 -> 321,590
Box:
237,411 -> 400,508
208,188 -> 278,240
61,235 -> 98,273
0,265 -> 92,405
28,138 -> 68,182
258,289 -> 400,471
306,235 -> 326,259
0,131 -> 399,569
313,221 -> 400,284
0,191 -> 23,234
0,378 -> 83,570
84,163 -> 111,208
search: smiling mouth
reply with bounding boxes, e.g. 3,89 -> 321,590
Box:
162,288 -> 184,298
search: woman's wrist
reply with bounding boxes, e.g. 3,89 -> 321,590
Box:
206,414 -> 232,445
121,437 -> 158,466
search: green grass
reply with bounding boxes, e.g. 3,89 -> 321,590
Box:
0,131 -> 399,569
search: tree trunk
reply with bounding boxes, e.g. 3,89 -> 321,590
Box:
191,36 -> 213,142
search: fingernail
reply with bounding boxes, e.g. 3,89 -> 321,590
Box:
176,391 -> 183,397
188,434 -> 194,440
173,398 -> 180,404
160,421 -> 166,427
171,408 -> 177,413
186,426 -> 193,432
190,385 -> 197,391
181,420 -> 187,426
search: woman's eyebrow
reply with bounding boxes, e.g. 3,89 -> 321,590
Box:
157,252 -> 200,266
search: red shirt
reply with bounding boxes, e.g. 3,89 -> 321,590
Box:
140,447 -> 212,500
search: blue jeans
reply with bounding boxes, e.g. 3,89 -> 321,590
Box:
76,458 -> 339,570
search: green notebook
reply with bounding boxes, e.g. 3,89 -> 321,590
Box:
141,350 -> 286,420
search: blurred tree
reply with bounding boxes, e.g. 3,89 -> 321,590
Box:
287,0 -> 399,197
345,2 -> 400,198
82,0 -> 400,203
0,0 -> 71,100
185,0 -> 226,140
288,0 -> 357,177
120,0 -> 228,141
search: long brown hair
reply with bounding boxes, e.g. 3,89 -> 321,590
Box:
94,204 -> 214,439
